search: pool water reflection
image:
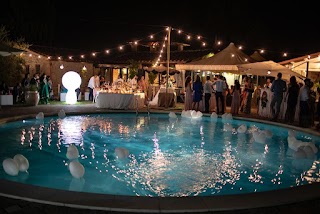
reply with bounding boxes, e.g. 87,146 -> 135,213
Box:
0,113 -> 319,197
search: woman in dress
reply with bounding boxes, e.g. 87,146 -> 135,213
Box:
231,80 -> 241,115
243,76 -> 254,114
184,76 -> 193,110
39,73 -> 49,104
192,75 -> 203,111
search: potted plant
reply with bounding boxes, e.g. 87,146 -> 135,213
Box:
25,83 -> 39,106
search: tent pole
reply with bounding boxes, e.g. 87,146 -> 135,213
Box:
165,26 -> 171,108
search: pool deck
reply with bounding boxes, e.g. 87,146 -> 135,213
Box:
0,103 -> 320,214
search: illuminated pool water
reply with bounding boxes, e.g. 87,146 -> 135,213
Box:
0,113 -> 319,197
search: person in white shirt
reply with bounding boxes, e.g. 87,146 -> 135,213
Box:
87,74 -> 100,101
87,74 -> 97,101
213,75 -> 227,114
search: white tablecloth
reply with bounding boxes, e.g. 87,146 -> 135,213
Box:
0,95 -> 13,105
96,92 -> 145,109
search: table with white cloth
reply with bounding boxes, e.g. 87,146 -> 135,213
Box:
0,95 -> 13,105
96,92 -> 145,109
158,92 -> 176,107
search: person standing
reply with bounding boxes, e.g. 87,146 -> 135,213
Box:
299,78 -> 312,127
39,73 -> 49,104
192,75 -> 203,111
203,76 -> 213,113
184,76 -> 193,111
270,72 -> 287,121
243,76 -> 254,114
87,74 -> 97,101
46,75 -> 54,100
284,76 -> 299,124
231,80 -> 241,115
213,75 -> 226,114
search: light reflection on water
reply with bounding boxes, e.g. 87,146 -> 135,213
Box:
0,113 -> 319,197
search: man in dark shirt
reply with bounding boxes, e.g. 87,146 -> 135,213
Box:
270,72 -> 287,121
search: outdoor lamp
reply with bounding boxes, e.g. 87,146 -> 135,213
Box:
62,71 -> 81,104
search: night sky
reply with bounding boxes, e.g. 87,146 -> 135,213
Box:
1,0 -> 318,62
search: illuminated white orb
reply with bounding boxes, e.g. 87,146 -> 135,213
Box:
2,158 -> 19,176
66,144 -> 79,160
13,154 -> 29,172
62,71 -> 81,104
69,160 -> 85,179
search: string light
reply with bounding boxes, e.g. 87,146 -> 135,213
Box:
26,26 -> 306,62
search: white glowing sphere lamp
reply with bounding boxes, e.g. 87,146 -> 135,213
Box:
62,71 -> 81,104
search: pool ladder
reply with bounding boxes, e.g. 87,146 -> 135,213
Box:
135,96 -> 150,117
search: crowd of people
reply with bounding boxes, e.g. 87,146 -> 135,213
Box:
183,72 -> 320,129
0,72 -> 53,105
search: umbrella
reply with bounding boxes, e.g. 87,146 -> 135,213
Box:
144,65 -> 180,75
237,60 -> 305,81
0,43 -> 24,56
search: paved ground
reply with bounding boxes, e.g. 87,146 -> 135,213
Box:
0,102 -> 320,214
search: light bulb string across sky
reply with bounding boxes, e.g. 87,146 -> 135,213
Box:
26,26 -> 297,62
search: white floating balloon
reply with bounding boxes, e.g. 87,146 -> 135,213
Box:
115,147 -> 129,159
169,112 -> 177,118
181,110 -> 192,118
36,112 -> 44,120
252,130 -> 266,144
58,109 -> 66,118
288,136 -> 318,153
2,158 -> 19,176
13,154 -> 29,172
66,144 -> 79,160
69,160 -> 85,179
237,124 -> 247,134
224,123 -> 233,132
221,113 -> 233,121
210,112 -> 218,120
191,111 -> 202,119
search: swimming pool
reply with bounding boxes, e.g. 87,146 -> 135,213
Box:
0,112 -> 320,212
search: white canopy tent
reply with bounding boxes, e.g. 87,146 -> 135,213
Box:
175,42 -> 256,72
0,43 -> 24,56
237,60 -> 305,81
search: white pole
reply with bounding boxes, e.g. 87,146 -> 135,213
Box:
165,26 -> 171,108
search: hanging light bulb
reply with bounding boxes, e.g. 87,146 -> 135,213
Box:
60,64 -> 64,69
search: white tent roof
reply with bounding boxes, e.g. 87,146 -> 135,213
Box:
250,51 -> 266,62
0,43 -> 24,56
279,52 -> 320,77
237,60 -> 305,81
175,42 -> 256,71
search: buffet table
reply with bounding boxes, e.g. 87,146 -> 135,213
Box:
96,92 -> 145,109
